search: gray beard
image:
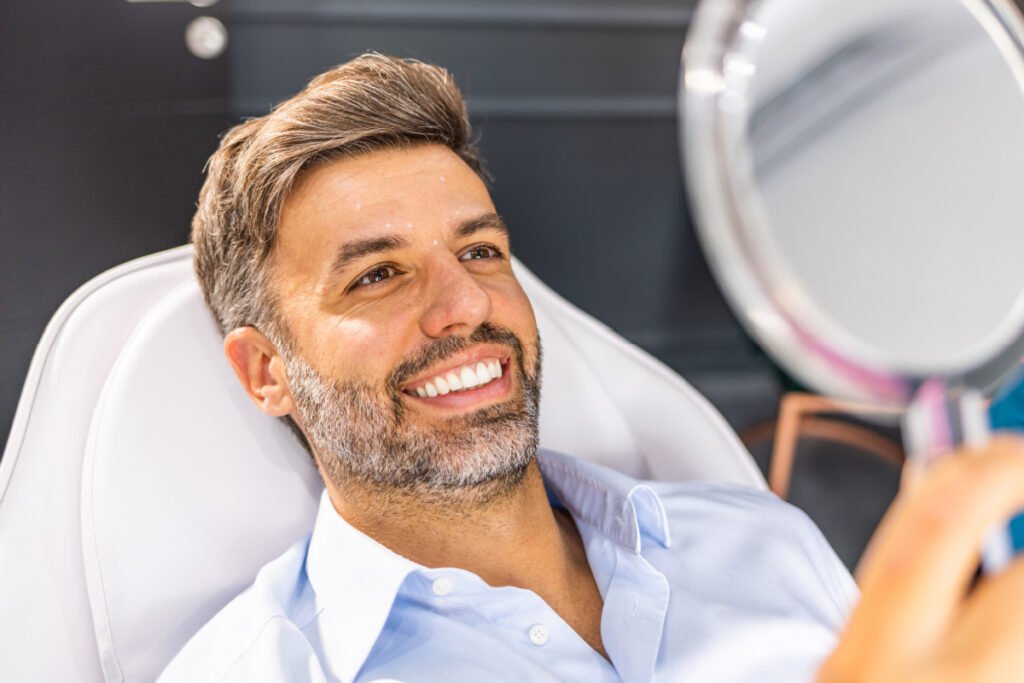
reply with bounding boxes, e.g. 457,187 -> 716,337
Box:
283,323 -> 542,504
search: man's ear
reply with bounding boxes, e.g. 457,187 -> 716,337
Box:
223,327 -> 295,417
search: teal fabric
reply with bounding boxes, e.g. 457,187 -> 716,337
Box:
990,367 -> 1024,431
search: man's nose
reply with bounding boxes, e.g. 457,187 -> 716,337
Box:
419,256 -> 492,338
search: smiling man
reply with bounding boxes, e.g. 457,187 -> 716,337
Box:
156,54 -> 1024,683
255,147 -> 543,510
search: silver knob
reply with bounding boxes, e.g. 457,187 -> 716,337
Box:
185,16 -> 228,60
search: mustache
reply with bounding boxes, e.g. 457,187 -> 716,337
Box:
389,322 -> 525,390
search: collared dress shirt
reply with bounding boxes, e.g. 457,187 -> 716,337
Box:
159,450 -> 857,683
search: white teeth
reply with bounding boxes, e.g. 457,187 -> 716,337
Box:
409,359 -> 504,397
475,362 -> 490,384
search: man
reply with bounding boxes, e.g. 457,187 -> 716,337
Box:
160,54 -> 1024,682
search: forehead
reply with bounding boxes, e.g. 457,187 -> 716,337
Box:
274,145 -> 494,272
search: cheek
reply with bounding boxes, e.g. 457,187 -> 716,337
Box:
316,317 -> 408,381
489,280 -> 539,349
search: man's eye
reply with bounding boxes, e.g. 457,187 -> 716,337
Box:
351,265 -> 399,290
460,245 -> 502,261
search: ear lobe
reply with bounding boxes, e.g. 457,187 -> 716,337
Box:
223,327 -> 295,417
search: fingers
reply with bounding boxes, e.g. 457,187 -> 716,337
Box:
846,436 -> 1024,661
942,558 -> 1024,682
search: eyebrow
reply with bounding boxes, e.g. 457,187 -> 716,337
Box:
454,212 -> 509,240
322,212 -> 510,292
322,234 -> 410,293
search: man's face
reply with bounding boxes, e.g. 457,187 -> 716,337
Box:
269,144 -> 542,500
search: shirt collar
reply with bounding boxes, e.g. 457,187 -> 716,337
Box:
305,490 -> 422,683
304,449 -> 671,682
537,449 -> 672,553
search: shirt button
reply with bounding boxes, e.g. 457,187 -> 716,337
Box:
528,624 -> 549,645
431,578 -> 453,596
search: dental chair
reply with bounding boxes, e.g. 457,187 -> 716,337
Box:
0,245 -> 765,683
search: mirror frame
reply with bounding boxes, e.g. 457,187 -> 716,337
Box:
681,0 -> 1024,407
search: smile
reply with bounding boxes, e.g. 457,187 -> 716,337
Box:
403,358 -> 505,397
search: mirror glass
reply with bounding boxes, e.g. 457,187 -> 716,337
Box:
684,0 -> 1024,403
748,0 -> 1024,372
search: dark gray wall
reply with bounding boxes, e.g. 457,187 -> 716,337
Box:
0,1 -> 231,448
226,0 -> 775,418
1,0 -> 775,452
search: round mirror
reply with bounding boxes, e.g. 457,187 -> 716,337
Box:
682,0 -> 1024,411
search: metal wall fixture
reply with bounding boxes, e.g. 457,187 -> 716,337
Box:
126,0 -> 219,6
125,0 -> 226,59
184,16 -> 228,59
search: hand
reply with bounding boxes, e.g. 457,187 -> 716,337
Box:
818,436 -> 1024,682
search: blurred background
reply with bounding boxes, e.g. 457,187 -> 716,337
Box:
1,0 -> 919,568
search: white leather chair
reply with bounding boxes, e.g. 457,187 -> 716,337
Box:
0,245 -> 764,682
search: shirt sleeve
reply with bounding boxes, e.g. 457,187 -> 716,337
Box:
749,490 -> 860,630
803,507 -> 860,622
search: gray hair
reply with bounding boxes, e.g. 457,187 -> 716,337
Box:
190,53 -> 486,449
191,53 -> 486,342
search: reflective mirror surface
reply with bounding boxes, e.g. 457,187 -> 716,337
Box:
684,0 -> 1024,405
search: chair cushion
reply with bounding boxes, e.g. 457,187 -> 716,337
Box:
78,255 -> 762,682
0,248 -> 195,683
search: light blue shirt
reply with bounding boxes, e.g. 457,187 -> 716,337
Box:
159,450 -> 857,683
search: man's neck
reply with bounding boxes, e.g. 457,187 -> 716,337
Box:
326,461 -> 563,585
323,459 -> 608,658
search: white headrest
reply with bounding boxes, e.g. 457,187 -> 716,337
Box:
82,282 -> 322,682
70,253 -> 760,682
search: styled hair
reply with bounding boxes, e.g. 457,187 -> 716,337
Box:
191,52 -> 485,343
